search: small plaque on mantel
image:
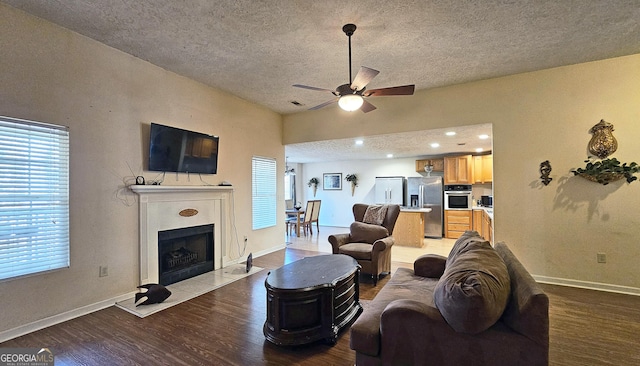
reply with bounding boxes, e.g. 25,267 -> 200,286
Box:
179,208 -> 199,217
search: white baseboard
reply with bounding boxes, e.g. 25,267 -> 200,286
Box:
1,244 -> 287,343
533,275 -> 640,296
224,243 -> 286,266
0,290 -> 137,343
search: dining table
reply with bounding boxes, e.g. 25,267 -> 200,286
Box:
285,209 -> 304,237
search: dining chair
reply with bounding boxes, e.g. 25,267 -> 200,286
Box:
298,200 -> 315,236
287,200 -> 314,236
309,200 -> 321,233
285,215 -> 296,235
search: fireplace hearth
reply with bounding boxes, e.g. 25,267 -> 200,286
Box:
158,224 -> 214,286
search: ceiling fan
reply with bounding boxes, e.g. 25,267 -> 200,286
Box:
293,23 -> 415,113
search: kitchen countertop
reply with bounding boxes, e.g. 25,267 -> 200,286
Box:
473,206 -> 493,219
400,207 -> 433,213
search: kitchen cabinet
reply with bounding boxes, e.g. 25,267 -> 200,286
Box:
375,177 -> 404,205
394,211 -> 425,247
444,155 -> 473,185
472,208 -> 493,243
444,210 -> 472,239
482,210 -> 493,244
415,158 -> 444,173
473,154 -> 493,184
473,209 -> 483,233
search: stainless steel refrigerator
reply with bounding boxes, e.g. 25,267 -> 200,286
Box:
406,176 -> 443,238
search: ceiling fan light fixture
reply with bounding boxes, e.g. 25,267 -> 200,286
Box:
293,24 -> 414,113
338,94 -> 363,111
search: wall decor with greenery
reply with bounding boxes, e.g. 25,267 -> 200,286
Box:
308,177 -> 319,196
345,174 -> 358,196
572,158 -> 639,185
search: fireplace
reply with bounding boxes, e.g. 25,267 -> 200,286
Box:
130,185 -> 232,285
158,224 -> 214,286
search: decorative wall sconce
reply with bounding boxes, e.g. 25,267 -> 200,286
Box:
588,119 -> 617,159
571,120 -> 639,185
539,160 -> 552,186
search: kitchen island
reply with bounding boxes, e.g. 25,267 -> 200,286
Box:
394,208 -> 432,247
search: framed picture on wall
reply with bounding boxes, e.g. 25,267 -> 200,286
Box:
323,173 -> 342,190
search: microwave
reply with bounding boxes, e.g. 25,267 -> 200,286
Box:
481,195 -> 493,207
444,185 -> 472,210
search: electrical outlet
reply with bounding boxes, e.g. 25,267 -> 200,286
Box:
99,266 -> 109,277
597,253 -> 607,264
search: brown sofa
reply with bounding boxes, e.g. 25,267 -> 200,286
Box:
350,231 -> 549,366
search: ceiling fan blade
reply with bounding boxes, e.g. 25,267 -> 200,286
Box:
309,98 -> 338,110
364,84 -> 415,97
293,84 -> 334,93
360,100 -> 377,113
350,66 -> 380,91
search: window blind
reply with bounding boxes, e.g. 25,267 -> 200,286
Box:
252,156 -> 276,230
0,116 -> 70,281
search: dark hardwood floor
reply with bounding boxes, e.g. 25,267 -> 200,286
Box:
2,248 -> 640,365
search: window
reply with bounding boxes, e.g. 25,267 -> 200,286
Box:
0,116 -> 70,281
252,156 -> 276,230
284,174 -> 295,201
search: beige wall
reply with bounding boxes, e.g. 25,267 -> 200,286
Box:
1,1 -> 639,340
0,4 -> 284,335
285,54 -> 640,293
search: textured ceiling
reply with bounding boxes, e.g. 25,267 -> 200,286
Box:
4,0 -> 640,115
3,0 -> 639,162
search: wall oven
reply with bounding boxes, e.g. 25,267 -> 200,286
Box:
444,184 -> 472,210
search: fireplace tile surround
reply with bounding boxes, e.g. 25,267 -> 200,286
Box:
130,185 -> 234,285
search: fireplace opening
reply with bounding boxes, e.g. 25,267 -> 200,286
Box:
158,224 -> 214,286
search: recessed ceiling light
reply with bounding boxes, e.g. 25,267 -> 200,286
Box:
355,139 -> 364,145
475,148 -> 483,152
445,131 -> 456,136
386,154 -> 393,158
430,143 -> 440,148
479,134 -> 489,140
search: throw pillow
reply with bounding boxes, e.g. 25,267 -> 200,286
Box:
350,222 -> 389,244
445,230 -> 483,266
434,233 -> 511,334
362,205 -> 388,225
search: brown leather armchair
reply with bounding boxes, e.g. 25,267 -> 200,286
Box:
329,204 -> 400,285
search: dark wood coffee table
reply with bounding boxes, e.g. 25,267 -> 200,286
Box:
263,254 -> 362,346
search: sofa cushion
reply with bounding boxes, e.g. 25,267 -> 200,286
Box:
495,241 -> 549,347
414,254 -> 447,278
434,232 -> 511,334
350,267 -> 439,357
349,221 -> 389,244
339,243 -> 374,260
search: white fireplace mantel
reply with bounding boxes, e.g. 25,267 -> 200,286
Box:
130,185 -> 234,285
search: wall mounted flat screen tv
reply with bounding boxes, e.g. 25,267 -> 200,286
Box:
149,123 -> 219,174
